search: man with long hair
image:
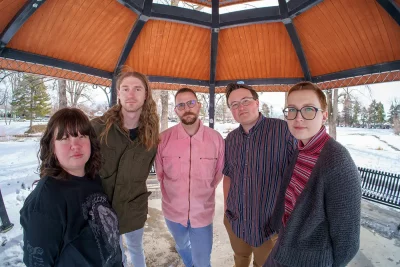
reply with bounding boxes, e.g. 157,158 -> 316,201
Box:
91,71 -> 160,267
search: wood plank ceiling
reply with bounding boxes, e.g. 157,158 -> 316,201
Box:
0,0 -> 399,93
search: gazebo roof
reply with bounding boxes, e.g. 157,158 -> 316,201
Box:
0,0 -> 399,98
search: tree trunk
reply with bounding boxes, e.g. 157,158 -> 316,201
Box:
222,100 -> 226,123
29,87 -> 33,130
4,95 -> 8,125
3,88 -> 8,125
58,79 -> 68,109
327,89 -> 338,140
160,91 -> 169,131
284,92 -> 288,108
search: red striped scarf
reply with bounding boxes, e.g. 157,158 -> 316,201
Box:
283,126 -> 330,226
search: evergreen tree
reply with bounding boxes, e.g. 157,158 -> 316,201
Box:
11,74 -> 51,128
352,100 -> 360,126
11,77 -> 30,118
343,96 -> 353,126
368,100 -> 377,125
376,102 -> 385,124
388,100 -> 400,124
360,107 -> 368,127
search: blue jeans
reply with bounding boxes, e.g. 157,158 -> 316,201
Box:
119,228 -> 146,267
165,219 -> 213,267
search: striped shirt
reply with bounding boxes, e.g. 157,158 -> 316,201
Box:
283,126 -> 330,226
223,114 -> 296,247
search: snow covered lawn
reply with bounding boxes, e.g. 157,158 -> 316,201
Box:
0,122 -> 399,266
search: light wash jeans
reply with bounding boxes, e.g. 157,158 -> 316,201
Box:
119,227 -> 146,267
165,219 -> 213,267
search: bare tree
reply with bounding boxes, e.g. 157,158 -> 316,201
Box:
326,89 -> 339,139
160,91 -> 169,131
0,71 -> 21,125
198,93 -> 210,121
215,94 -> 226,122
58,79 -> 68,109
66,80 -> 93,107
98,85 -> 111,107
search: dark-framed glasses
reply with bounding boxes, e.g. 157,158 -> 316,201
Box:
283,106 -> 324,120
229,97 -> 255,110
175,100 -> 197,111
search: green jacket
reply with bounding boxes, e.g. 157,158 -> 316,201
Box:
91,116 -> 156,234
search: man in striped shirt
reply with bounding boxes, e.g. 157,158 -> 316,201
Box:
223,83 -> 296,267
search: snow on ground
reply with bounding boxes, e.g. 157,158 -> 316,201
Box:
0,137 -> 40,267
0,121 -> 399,266
0,121 -> 47,137
335,127 -> 400,173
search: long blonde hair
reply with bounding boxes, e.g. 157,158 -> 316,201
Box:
100,71 -> 160,150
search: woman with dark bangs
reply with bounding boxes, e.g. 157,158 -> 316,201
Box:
20,108 -> 122,267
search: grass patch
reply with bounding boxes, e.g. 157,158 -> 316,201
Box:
25,124 -> 47,134
376,146 -> 384,151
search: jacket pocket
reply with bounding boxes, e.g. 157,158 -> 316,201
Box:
199,157 -> 217,179
128,192 -> 152,211
100,173 -> 117,201
131,152 -> 154,181
162,156 -> 181,180
99,146 -> 117,179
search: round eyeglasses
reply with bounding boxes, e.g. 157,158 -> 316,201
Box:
283,106 -> 324,120
175,100 -> 197,111
229,97 -> 255,110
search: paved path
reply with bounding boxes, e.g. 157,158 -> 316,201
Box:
142,176 -> 400,267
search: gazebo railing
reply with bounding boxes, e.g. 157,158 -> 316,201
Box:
359,167 -> 400,209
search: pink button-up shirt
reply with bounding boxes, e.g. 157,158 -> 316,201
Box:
155,121 -> 224,228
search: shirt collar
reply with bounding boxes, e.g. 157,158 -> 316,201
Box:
298,125 -> 329,153
177,120 -> 205,141
239,113 -> 265,135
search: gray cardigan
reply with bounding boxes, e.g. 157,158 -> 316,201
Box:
270,138 -> 361,267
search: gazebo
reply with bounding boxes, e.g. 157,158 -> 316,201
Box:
0,0 -> 399,127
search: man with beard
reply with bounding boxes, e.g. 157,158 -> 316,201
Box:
155,88 -> 224,267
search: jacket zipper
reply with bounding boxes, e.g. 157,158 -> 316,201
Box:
188,137 -> 192,222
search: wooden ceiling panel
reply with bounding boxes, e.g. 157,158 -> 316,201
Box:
0,0 -> 26,33
7,0 -> 136,72
126,20 -> 210,80
294,0 -> 400,76
217,23 -> 304,80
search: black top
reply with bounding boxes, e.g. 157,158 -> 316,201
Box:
20,175 -> 122,267
129,127 -> 138,141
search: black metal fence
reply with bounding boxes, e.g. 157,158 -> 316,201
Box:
359,167 -> 400,209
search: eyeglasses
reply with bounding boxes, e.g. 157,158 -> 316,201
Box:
283,106 -> 324,120
175,100 -> 197,111
229,97 -> 255,110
